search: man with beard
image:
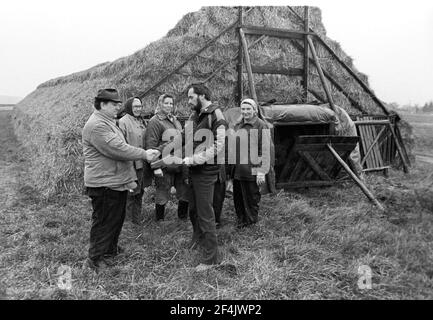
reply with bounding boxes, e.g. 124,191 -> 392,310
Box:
182,83 -> 228,271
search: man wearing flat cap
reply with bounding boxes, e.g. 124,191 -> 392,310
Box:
82,88 -> 160,272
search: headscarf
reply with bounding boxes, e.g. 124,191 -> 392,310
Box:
123,96 -> 142,118
156,94 -> 176,116
240,98 -> 258,114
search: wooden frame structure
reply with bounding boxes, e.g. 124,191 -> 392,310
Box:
135,6 -> 412,210
275,135 -> 384,211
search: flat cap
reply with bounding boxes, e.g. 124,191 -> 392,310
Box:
95,88 -> 122,103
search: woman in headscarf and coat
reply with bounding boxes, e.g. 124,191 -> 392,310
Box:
118,96 -> 151,225
144,94 -> 189,221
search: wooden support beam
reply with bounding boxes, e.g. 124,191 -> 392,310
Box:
298,151 -> 332,181
287,6 -> 390,115
249,66 -> 303,76
241,25 -> 313,40
303,6 -> 310,102
326,143 -> 385,211
276,181 -> 335,189
291,40 -> 364,112
387,122 -> 409,173
308,88 -> 326,103
355,120 -> 391,126
138,20 -> 238,99
363,166 -> 391,173
307,36 -> 337,113
239,28 -> 260,116
237,7 -> 243,106
202,35 -> 266,84
394,124 -> 411,167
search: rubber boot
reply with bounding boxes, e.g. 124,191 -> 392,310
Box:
177,200 -> 189,220
155,204 -> 165,221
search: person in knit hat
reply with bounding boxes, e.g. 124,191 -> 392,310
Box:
231,98 -> 271,229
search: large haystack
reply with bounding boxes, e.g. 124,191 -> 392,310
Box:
13,6 -> 388,198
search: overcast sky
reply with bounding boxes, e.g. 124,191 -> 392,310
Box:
0,0 -> 432,106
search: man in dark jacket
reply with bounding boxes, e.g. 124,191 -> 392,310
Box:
82,88 -> 160,272
182,84 -> 228,271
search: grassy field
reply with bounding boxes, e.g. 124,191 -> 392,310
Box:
400,112 -> 433,156
1,109 -> 433,300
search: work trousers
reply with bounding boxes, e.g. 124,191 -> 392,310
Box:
213,178 -> 226,224
154,171 -> 189,205
87,187 -> 127,262
233,179 -> 261,227
126,168 -> 144,224
188,172 -> 220,265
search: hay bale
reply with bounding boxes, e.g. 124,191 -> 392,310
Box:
13,6 -> 393,198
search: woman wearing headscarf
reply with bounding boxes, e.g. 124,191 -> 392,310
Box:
118,96 -> 150,225
231,98 -> 271,228
145,94 -> 189,221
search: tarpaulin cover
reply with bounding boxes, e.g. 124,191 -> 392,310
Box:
224,104 -> 338,128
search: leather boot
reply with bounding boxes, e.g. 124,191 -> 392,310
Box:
155,204 -> 165,221
177,200 -> 189,220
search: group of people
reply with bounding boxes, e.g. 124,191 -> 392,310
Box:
82,84 -> 271,272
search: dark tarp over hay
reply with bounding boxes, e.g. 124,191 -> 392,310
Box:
13,6 -> 393,198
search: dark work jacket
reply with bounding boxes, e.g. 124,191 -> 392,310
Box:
185,103 -> 228,175
232,116 -> 271,181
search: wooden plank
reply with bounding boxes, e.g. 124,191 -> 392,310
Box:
278,147 -> 299,181
276,181 -> 335,189
299,151 -> 332,181
387,122 -> 409,173
356,116 -> 374,169
365,117 -> 383,169
296,143 -> 358,152
327,143 -> 385,211
138,20 -> 238,99
362,117 -> 379,167
360,125 -> 386,167
250,65 -> 303,76
330,150 -> 351,178
288,155 -> 307,181
303,6 -> 310,102
295,135 -> 358,145
308,88 -> 325,103
239,28 -> 260,116
363,166 -> 391,172
203,34 -> 266,84
394,123 -> 411,167
288,40 -> 364,113
241,25 -> 312,40
354,120 -> 391,125
297,150 -> 318,181
237,6 -> 243,107
307,36 -> 337,113
301,151 -> 319,181
287,6 -> 390,115
273,121 -> 331,127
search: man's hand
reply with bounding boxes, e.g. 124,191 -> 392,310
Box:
154,168 -> 163,177
182,157 -> 194,166
256,173 -> 266,186
182,154 -> 206,166
145,149 -> 161,162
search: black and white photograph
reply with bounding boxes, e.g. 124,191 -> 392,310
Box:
1,0 -> 433,304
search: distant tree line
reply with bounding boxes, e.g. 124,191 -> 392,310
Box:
421,101 -> 433,113
386,101 -> 433,113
